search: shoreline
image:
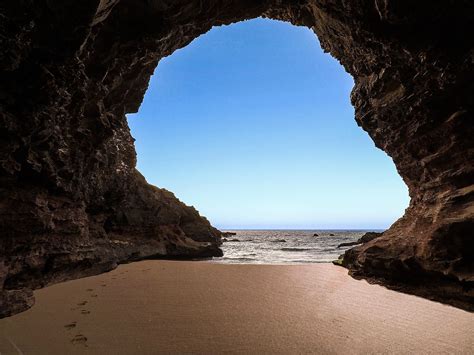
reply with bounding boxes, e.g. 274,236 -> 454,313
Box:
1,260 -> 473,354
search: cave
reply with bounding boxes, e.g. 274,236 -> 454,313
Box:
1,0 -> 473,317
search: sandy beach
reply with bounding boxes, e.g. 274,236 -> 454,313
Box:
0,261 -> 473,354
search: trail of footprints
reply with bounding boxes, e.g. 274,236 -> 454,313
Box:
65,286 -> 101,347
65,269 -> 135,347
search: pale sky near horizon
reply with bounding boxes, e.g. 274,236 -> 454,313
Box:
127,18 -> 409,230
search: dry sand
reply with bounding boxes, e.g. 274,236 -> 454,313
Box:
0,261 -> 473,354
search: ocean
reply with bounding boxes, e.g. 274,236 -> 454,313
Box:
214,230 -> 382,264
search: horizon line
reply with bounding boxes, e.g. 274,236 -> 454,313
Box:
217,228 -> 386,231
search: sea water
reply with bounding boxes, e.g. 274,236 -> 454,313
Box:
214,230 -> 382,264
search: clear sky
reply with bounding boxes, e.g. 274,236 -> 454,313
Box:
127,18 -> 409,230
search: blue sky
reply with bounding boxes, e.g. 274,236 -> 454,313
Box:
127,18 -> 409,230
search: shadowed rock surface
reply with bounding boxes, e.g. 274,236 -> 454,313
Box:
1,0 -> 473,316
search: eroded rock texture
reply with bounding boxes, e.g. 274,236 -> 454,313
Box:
1,0 -> 473,315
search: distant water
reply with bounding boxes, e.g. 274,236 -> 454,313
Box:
214,230 -> 383,264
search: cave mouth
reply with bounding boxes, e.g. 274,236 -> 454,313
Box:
127,18 -> 409,240
1,0 -> 473,316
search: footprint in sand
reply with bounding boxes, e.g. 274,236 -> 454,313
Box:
81,310 -> 91,315
77,301 -> 88,306
64,322 -> 77,330
86,288 -> 94,292
71,334 -> 88,346
90,294 -> 98,298
101,284 -> 107,287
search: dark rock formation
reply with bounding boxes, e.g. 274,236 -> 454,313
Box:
1,0 -> 473,315
358,232 -> 382,244
222,232 -> 237,237
313,233 -> 319,237
338,232 -> 382,248
339,241 -> 362,249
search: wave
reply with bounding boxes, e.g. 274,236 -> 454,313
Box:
221,257 -> 256,262
280,247 -> 314,252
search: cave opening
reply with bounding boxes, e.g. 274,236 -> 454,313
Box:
126,18 -> 409,263
1,0 -> 472,316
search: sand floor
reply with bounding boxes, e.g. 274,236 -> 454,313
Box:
0,261 -> 473,354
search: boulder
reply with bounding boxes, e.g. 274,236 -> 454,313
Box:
338,232 -> 383,248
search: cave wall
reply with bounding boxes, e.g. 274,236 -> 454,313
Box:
1,0 -> 473,316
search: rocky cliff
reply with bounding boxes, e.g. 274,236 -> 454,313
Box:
1,0 -> 473,316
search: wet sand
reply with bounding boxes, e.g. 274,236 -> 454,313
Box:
0,261 -> 473,354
